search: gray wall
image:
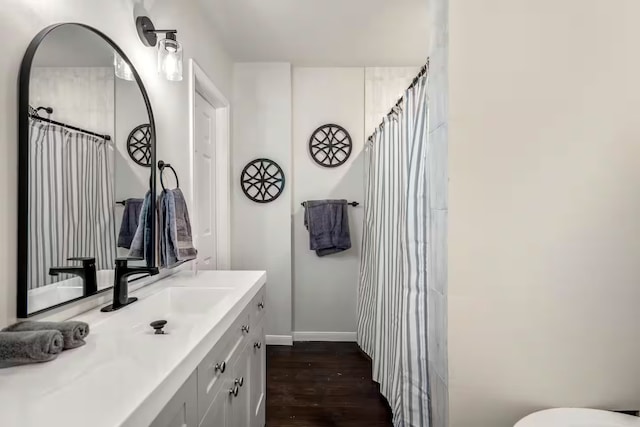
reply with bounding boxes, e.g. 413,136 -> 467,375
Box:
231,63 -> 293,340
292,67 -> 365,336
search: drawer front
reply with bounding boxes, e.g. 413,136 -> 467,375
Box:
198,311 -> 250,422
198,383 -> 231,427
197,286 -> 264,423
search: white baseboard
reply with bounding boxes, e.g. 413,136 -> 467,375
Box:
265,335 -> 293,346
293,331 -> 357,342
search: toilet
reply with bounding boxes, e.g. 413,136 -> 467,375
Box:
515,408 -> 640,427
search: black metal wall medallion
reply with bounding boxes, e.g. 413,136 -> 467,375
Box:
309,124 -> 353,168
241,158 -> 285,203
127,124 -> 152,167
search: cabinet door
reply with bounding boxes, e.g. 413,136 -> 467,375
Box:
249,325 -> 266,427
199,384 -> 231,427
151,371 -> 198,427
228,344 -> 251,427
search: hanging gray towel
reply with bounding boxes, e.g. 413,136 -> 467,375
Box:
117,198 -> 144,249
128,191 -> 153,265
304,199 -> 352,257
0,330 -> 64,368
158,189 -> 178,267
3,321 -> 89,350
170,188 -> 197,262
157,190 -> 166,267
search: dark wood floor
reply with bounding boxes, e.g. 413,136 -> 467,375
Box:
266,342 -> 393,427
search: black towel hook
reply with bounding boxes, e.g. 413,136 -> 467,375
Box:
158,160 -> 179,190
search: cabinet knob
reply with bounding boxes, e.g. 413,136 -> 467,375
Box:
241,325 -> 250,334
258,301 -> 265,309
235,377 -> 244,387
214,361 -> 226,373
229,385 -> 239,397
254,341 -> 262,349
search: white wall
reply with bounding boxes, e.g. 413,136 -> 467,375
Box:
0,0 -> 233,327
231,63 -> 293,339
449,0 -> 640,425
292,67 -> 365,335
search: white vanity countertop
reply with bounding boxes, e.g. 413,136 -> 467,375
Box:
0,270 -> 266,427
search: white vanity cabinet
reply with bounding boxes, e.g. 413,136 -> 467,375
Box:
150,371 -> 199,427
152,285 -> 267,427
0,271 -> 268,427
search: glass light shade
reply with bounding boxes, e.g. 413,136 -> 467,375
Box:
113,52 -> 134,81
158,38 -> 183,81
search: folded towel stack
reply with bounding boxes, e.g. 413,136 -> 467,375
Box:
0,330 -> 63,368
0,320 -> 90,368
3,320 -> 90,350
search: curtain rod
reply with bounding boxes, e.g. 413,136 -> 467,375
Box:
29,114 -> 112,141
367,58 -> 430,142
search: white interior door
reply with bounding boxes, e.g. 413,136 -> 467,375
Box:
194,91 -> 217,270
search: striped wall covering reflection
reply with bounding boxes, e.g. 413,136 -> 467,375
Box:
358,73 -> 430,426
28,120 -> 116,289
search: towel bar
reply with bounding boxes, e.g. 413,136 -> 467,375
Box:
301,201 -> 359,207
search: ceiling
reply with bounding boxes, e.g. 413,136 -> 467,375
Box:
197,0 -> 429,66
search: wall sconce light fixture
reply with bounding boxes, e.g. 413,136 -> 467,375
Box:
136,16 -> 183,81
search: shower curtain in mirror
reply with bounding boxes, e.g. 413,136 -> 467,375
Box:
358,72 -> 430,426
28,120 -> 116,289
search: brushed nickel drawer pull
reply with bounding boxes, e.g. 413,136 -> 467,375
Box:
229,385 -> 239,396
214,361 -> 226,373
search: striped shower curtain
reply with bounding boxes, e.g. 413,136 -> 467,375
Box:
28,120 -> 116,289
358,72 -> 430,426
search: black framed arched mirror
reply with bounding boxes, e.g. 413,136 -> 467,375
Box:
17,24 -> 157,317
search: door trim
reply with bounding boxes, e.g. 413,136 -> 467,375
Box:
188,59 -> 231,269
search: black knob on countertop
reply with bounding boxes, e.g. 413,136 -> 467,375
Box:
150,320 -> 167,334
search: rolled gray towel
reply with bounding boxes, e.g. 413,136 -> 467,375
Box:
3,321 -> 89,350
0,330 -> 64,368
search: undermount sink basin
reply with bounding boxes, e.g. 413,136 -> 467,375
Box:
92,286 -> 233,333
149,287 -> 232,315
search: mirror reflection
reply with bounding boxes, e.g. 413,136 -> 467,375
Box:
26,25 -> 153,314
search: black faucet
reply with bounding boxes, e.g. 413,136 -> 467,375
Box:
101,258 -> 159,312
49,257 -> 98,296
